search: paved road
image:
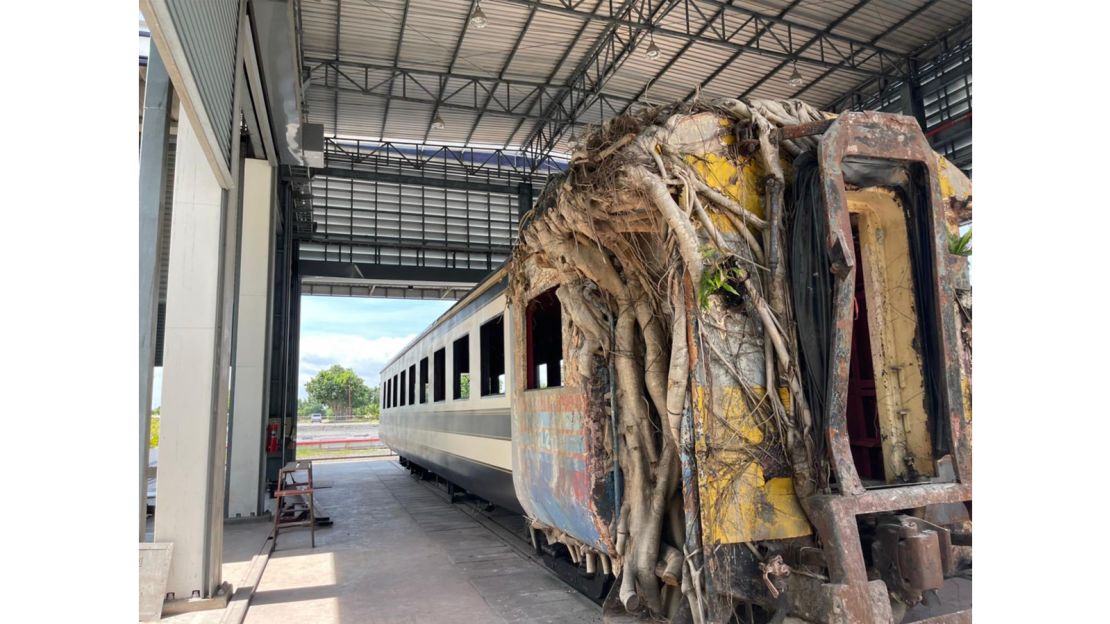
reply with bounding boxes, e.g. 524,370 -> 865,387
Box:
296,422 -> 379,441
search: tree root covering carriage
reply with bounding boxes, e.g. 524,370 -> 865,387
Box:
507,98 -> 972,623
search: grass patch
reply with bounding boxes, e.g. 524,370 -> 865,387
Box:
295,446 -> 394,461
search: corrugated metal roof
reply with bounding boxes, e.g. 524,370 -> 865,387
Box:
299,0 -> 971,154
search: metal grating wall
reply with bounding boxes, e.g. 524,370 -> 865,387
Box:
302,174 -> 520,273
917,41 -> 972,175
155,133 -> 177,368
165,0 -> 240,168
835,44 -> 972,176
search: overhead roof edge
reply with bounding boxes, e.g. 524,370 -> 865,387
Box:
252,0 -> 306,166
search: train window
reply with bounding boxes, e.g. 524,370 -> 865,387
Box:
408,364 -> 416,405
399,370 -> 406,406
392,374 -> 398,407
384,380 -> 390,409
433,348 -> 446,402
526,288 -> 563,389
453,335 -> 470,399
419,357 -> 429,404
480,315 -> 506,396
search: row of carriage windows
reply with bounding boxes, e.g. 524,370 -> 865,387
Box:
381,288 -> 565,409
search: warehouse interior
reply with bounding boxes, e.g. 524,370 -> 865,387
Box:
133,1 -> 980,623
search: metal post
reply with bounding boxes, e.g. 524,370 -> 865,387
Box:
901,59 -> 929,132
516,181 -> 533,217
138,41 -> 172,542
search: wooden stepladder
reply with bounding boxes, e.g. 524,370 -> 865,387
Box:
272,460 -> 316,549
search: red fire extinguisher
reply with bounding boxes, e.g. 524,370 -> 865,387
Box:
266,422 -> 280,454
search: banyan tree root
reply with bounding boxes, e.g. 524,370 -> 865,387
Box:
508,97 -> 833,620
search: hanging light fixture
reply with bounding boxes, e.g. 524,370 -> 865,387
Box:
567,126 -> 579,149
431,111 -> 446,130
470,2 -> 488,29
788,61 -> 804,87
645,34 -> 660,60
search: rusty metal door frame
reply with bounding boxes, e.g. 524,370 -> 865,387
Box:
817,111 -> 971,494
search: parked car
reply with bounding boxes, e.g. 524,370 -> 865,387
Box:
311,413 -> 323,423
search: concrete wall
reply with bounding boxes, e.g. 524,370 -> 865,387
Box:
227,159 -> 275,518
154,106 -> 234,599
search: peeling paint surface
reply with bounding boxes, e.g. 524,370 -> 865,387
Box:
680,147 -> 812,547
694,385 -> 812,545
514,388 -> 614,552
849,188 -> 935,481
684,152 -> 765,219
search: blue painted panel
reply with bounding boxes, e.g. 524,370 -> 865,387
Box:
514,389 -> 615,552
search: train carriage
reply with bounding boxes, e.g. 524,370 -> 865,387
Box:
382,99 -> 973,624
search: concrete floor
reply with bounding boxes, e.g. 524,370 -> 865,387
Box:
152,457 -> 970,623
156,520 -> 273,624
163,456 -> 603,624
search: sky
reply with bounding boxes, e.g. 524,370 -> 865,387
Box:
150,296 -> 453,408
296,296 -> 454,399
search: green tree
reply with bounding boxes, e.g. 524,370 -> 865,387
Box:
353,387 -> 380,419
305,365 -> 373,420
297,397 -> 329,419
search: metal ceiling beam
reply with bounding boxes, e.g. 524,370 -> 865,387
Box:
502,0 -> 607,150
520,0 -> 679,167
424,0 -> 480,144
322,138 -> 564,178
301,280 -> 471,300
309,70 -> 542,121
499,0 -> 910,79
738,0 -> 876,99
305,58 -> 635,127
823,16 -> 971,113
314,166 -> 521,194
381,0 -> 412,138
677,0 -> 805,104
617,0 -> 736,115
790,0 -> 943,101
305,56 -> 633,109
299,260 -> 493,283
463,1 -> 542,145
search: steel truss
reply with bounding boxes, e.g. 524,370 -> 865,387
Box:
301,1 -> 964,170
289,1 -> 972,298
301,279 -> 472,300
510,0 -> 924,167
825,17 -> 971,113
304,57 -> 636,127
322,137 -> 562,182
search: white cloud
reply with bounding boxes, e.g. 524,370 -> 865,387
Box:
297,332 -> 416,396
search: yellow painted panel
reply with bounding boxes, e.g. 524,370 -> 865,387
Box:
695,385 -> 811,545
701,462 -> 812,544
936,155 -> 971,201
848,189 -> 934,480
684,153 -> 765,219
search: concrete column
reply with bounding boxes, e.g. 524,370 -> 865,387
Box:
227,159 -> 275,519
154,106 -> 236,600
139,41 -> 172,542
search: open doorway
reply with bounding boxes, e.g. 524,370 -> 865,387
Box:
846,219 -> 884,482
295,296 -> 453,461
845,187 -> 937,484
